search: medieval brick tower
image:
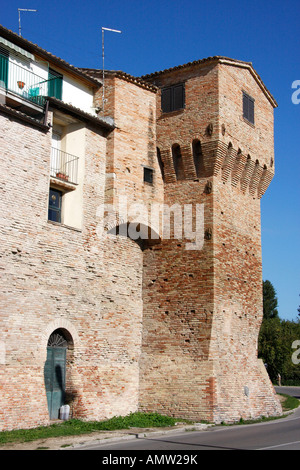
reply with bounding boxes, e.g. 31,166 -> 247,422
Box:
0,22 -> 282,431
138,57 -> 282,423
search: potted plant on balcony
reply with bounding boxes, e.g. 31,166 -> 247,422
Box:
56,172 -> 69,181
17,81 -> 25,89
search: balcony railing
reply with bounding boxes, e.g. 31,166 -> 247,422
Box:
50,147 -> 79,185
0,59 -> 62,107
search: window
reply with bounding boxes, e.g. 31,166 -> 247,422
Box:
243,92 -> 255,125
144,166 -> 154,184
161,83 -> 185,113
48,68 -> 63,100
48,188 -> 62,223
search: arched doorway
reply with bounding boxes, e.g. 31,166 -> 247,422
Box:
44,329 -> 68,419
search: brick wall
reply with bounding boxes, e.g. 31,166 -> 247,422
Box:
0,57 -> 282,430
140,59 -> 281,422
0,107 -> 147,430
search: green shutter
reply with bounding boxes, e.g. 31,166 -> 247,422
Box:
48,68 -> 63,100
0,52 -> 8,89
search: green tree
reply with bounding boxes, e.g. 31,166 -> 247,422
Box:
263,280 -> 279,319
259,280 -> 300,385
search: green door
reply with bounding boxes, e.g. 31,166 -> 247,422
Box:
0,51 -> 8,89
44,347 -> 66,419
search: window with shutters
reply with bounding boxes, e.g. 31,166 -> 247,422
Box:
161,83 -> 185,113
243,91 -> 255,125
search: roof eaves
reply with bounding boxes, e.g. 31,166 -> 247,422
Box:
218,58 -> 278,108
141,56 -> 277,108
81,68 -> 158,93
0,103 -> 49,131
0,24 -> 101,88
47,96 -> 115,130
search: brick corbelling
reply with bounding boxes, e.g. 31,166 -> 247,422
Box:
221,144 -> 236,182
257,167 -> 274,198
156,139 -> 273,198
240,157 -> 255,194
159,148 -> 176,183
180,144 -> 197,180
249,162 -> 263,196
231,151 -> 247,187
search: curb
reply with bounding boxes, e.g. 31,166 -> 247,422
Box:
68,423 -> 212,450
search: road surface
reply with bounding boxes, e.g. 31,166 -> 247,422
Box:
74,386 -> 300,451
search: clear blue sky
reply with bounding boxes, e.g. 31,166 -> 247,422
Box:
1,0 -> 299,320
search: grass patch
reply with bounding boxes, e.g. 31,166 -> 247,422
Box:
280,393 -> 300,412
0,412 -> 180,446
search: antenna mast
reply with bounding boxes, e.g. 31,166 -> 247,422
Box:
101,27 -> 122,113
18,8 -> 37,36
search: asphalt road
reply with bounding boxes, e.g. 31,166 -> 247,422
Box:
74,386 -> 300,452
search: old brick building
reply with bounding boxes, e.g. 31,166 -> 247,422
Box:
0,24 -> 281,431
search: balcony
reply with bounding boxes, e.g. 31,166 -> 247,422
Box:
0,58 -> 62,110
50,147 -> 79,185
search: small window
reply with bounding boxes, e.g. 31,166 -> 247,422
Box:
48,188 -> 62,223
161,83 -> 185,113
243,92 -> 255,125
144,167 -> 154,184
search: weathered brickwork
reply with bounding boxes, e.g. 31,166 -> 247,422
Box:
0,93 -> 156,429
139,58 -> 281,422
0,54 -> 281,431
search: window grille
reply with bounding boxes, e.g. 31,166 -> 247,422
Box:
47,330 -> 68,348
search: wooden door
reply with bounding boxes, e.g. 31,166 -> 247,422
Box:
44,346 -> 66,419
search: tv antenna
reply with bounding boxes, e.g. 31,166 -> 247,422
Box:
18,8 -> 37,36
101,27 -> 122,112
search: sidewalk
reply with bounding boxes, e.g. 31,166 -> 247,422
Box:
0,422 -> 211,451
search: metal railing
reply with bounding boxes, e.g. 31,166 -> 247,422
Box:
50,147 -> 79,185
0,59 -> 61,107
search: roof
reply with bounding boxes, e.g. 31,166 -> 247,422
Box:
47,97 -> 115,130
0,24 -> 100,88
141,56 -> 277,108
80,68 -> 158,93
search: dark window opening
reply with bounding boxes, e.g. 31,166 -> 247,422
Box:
144,167 -> 154,184
157,148 -> 165,181
172,144 -> 185,180
48,188 -> 62,223
161,83 -> 185,113
243,92 -> 255,125
192,139 -> 204,177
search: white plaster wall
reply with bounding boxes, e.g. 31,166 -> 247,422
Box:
6,49 -> 96,116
